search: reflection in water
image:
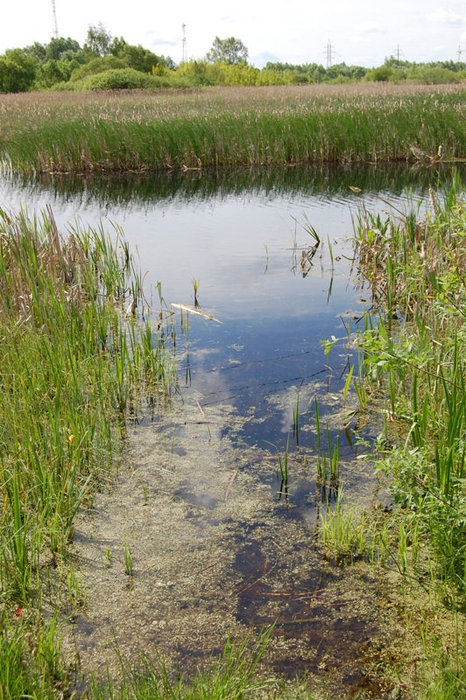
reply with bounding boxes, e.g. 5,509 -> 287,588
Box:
4,162 -> 464,209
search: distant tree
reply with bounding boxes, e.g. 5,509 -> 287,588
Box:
111,40 -> 164,73
366,65 -> 393,82
22,42 -> 47,62
206,36 -> 248,65
69,56 -> 127,82
35,59 -> 74,87
84,23 -> 113,57
0,49 -> 37,92
46,37 -> 80,61
160,55 -> 176,71
110,36 -> 127,56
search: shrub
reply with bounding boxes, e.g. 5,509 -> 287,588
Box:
415,67 -> 460,84
366,65 -> 393,82
76,68 -> 160,90
69,56 -> 128,82
0,50 -> 37,92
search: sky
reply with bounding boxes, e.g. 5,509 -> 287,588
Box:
2,1 -> 466,67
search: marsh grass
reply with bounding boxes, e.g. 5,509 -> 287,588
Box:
342,178 -> 466,694
89,627 -> 276,700
0,205 -> 176,695
0,84 -> 464,173
312,399 -> 341,490
353,177 -> 466,597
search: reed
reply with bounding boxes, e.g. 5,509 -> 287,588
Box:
0,206 -> 175,695
0,85 -> 464,174
313,399 -> 341,490
320,495 -> 367,563
354,177 -> 466,598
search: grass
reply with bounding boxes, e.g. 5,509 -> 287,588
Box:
318,178 -> 466,695
0,205 -> 176,696
0,83 -> 464,174
316,180 -> 466,696
352,176 -> 466,600
88,628 -> 279,700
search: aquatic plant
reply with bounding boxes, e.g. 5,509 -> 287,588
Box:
354,177 -> 466,598
88,627 -> 275,699
0,84 -> 464,174
0,205 -> 175,695
277,438 -> 290,500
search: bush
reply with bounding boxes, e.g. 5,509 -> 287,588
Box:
69,56 -> 128,82
366,65 -> 393,82
76,68 -> 160,90
415,67 -> 460,84
0,50 -> 37,92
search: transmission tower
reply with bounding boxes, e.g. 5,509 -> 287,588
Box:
324,39 -> 335,68
458,45 -> 463,62
182,23 -> 187,63
394,44 -> 403,62
51,0 -> 59,38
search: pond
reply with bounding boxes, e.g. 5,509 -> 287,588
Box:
1,163 -> 464,695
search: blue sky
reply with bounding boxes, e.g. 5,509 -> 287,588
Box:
2,0 -> 465,66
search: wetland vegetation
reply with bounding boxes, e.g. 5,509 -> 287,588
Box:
0,84 -> 465,174
0,83 -> 465,699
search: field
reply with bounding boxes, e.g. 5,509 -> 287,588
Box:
0,83 -> 465,173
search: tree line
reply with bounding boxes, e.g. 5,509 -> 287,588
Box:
1,25 -> 465,93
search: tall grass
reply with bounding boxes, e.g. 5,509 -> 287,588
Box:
0,84 -> 464,173
354,176 -> 466,599
0,206 -> 175,695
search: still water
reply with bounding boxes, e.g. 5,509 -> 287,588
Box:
2,164 -> 460,455
2,164 -> 464,690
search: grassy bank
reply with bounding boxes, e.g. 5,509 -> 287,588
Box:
0,207 -> 176,696
321,179 -> 466,696
356,179 -> 465,600
0,84 -> 465,174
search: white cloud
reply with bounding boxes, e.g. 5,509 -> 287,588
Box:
351,21 -> 385,46
357,22 -> 385,34
428,8 -> 464,25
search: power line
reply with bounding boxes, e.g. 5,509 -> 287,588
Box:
324,39 -> 335,68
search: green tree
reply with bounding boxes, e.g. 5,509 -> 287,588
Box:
69,56 -> 127,82
206,36 -> 248,65
22,42 -> 47,62
35,59 -> 74,88
46,37 -> 80,61
0,49 -> 37,92
111,40 -> 164,73
84,23 -> 112,57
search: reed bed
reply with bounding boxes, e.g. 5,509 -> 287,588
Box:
0,206 -> 175,695
0,83 -> 464,173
